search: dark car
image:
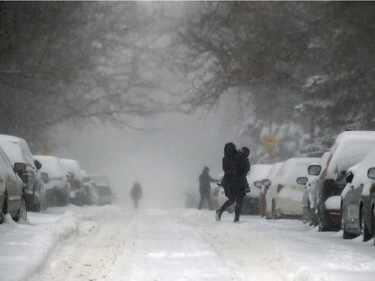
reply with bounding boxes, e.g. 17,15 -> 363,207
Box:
0,146 -> 27,223
316,131 -> 375,232
0,134 -> 47,212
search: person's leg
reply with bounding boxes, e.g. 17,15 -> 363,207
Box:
207,192 -> 213,210
234,195 -> 244,222
198,193 -> 204,209
216,195 -> 235,221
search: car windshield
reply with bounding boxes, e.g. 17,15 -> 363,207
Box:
89,174 -> 110,186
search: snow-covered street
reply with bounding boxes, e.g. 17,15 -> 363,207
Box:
1,205 -> 374,281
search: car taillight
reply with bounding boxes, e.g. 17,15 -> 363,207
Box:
277,184 -> 284,193
370,183 -> 375,193
328,210 -> 341,216
72,180 -> 81,190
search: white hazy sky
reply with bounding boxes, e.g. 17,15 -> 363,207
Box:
52,93 -> 250,210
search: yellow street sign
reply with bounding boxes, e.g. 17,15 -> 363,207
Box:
42,144 -> 52,155
262,134 -> 277,154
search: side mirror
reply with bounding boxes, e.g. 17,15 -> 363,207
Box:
262,179 -> 271,186
367,167 -> 375,179
345,171 -> 354,183
297,176 -> 308,185
308,164 -> 321,176
34,159 -> 42,170
66,172 -> 73,181
14,162 -> 26,173
82,177 -> 90,183
41,172 -> 49,184
254,181 -> 262,188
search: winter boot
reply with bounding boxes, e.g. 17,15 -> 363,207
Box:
234,208 -> 240,222
215,209 -> 222,221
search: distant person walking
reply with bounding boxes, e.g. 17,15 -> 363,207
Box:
216,143 -> 251,222
198,166 -> 220,210
131,182 -> 143,209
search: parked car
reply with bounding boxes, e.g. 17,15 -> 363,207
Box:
302,150 -> 330,225
34,155 -> 70,206
0,134 -> 47,212
0,146 -> 27,223
81,170 -> 97,205
241,164 -> 272,215
341,147 -> 375,241
60,158 -> 85,206
316,130 -> 375,231
265,157 -> 319,219
89,174 -> 113,205
261,162 -> 283,218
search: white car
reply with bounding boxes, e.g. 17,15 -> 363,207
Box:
266,157 -> 320,219
34,155 -> 70,206
302,150 -> 330,225
81,170 -> 98,205
60,158 -> 85,206
341,146 -> 375,240
89,174 -> 113,205
0,134 -> 47,212
261,162 -> 284,218
242,164 -> 272,215
0,146 -> 27,223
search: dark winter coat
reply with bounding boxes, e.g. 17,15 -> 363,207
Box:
222,143 -> 238,197
199,173 -> 217,194
235,148 -> 251,197
131,183 -> 142,201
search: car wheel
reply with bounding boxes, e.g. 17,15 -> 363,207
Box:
33,202 -> 41,212
318,211 -> 327,232
360,208 -> 371,242
0,197 -> 6,224
272,200 -> 277,220
343,228 -> 355,239
14,197 -> 27,222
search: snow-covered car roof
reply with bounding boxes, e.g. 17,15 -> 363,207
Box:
34,155 -> 65,179
59,158 -> 84,181
326,131 -> 375,179
247,164 -> 273,189
341,146 -> 375,198
0,134 -> 35,166
264,162 -> 284,182
274,157 -> 320,186
89,174 -> 110,187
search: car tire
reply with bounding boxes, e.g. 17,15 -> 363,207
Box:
14,197 -> 27,222
361,208 -> 371,242
33,202 -> 41,212
0,196 -> 6,224
318,211 -> 327,232
272,200 -> 277,220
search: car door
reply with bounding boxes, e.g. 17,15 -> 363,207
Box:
0,149 -> 22,213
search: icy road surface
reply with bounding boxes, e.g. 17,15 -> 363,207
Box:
0,205 -> 374,281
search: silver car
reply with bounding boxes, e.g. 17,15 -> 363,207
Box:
0,146 -> 27,223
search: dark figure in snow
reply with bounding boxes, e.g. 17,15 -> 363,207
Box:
198,166 -> 220,210
130,182 -> 143,209
216,143 -> 251,222
237,146 -> 251,195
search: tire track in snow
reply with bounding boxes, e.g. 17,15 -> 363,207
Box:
176,209 -> 295,281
